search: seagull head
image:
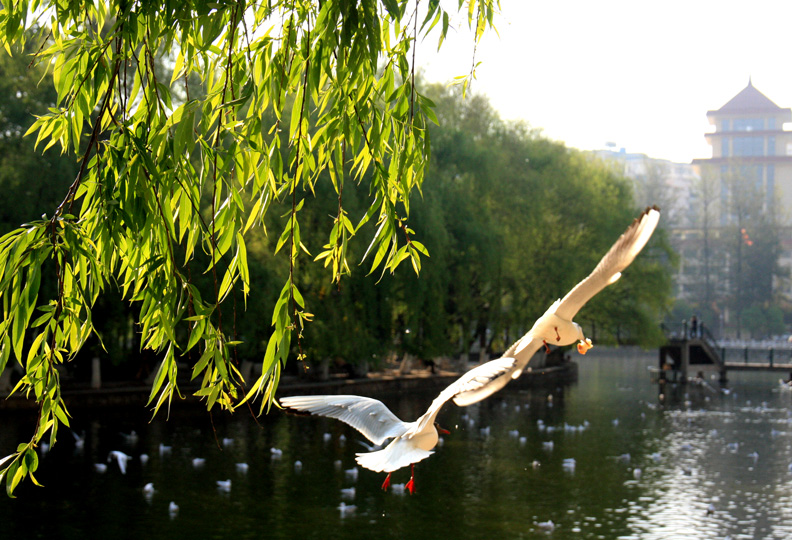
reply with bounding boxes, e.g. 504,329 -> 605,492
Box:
572,323 -> 593,355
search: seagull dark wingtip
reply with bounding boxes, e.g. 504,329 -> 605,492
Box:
280,406 -> 314,417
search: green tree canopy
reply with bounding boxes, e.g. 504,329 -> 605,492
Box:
0,0 -> 500,495
397,84 -> 674,358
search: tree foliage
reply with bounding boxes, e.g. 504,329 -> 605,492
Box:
0,0 -> 500,496
397,84 -> 674,357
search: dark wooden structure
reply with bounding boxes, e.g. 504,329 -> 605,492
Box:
657,323 -> 792,384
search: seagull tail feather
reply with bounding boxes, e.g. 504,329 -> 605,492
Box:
355,442 -> 433,473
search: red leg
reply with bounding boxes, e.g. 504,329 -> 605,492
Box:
554,326 -> 561,342
543,340 -> 551,354
405,464 -> 416,495
381,472 -> 391,491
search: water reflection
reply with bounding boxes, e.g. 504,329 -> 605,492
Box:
2,350 -> 792,539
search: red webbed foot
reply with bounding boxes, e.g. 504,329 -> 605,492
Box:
381,473 -> 391,491
434,422 -> 450,435
405,463 -> 416,495
405,477 -> 415,495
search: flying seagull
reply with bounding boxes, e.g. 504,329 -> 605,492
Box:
279,357 -> 517,494
452,205 -> 661,407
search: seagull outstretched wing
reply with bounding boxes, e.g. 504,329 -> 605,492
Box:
554,206 -> 660,321
279,395 -> 408,445
426,356 -> 518,412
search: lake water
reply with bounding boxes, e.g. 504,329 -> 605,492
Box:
2,348 -> 792,540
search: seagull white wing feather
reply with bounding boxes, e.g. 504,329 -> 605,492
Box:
279,395 -> 408,445
502,334 -> 544,376
412,357 -> 517,417
554,206 -> 660,321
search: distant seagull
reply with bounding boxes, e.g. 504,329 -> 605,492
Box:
337,502 -> 356,517
108,450 -> 132,474
192,458 -> 206,468
390,483 -> 406,495
451,207 -> 660,407
222,438 -> 234,447
280,357 -> 517,494
168,501 -> 179,519
72,431 -> 85,452
94,463 -> 108,473
344,467 -> 359,482
158,443 -> 172,457
143,482 -> 155,502
139,454 -> 149,465
236,463 -> 249,474
340,487 -> 356,500
216,479 -> 232,493
120,431 -> 139,445
270,448 -> 283,459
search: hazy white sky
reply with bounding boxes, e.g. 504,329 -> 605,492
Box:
417,1 -> 792,164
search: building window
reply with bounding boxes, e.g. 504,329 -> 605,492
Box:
720,167 -> 729,226
767,136 -> 776,155
768,117 -> 776,130
734,118 -> 764,131
722,119 -> 731,132
722,138 -> 730,157
733,136 -> 764,156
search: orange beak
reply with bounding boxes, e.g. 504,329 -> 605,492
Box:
577,338 -> 593,355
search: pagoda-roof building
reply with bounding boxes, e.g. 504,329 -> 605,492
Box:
707,79 -> 791,118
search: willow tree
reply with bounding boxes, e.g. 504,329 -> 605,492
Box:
0,0 -> 499,495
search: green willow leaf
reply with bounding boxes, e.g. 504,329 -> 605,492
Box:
0,0 -> 502,496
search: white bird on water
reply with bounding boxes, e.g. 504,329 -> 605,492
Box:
450,206 -> 661,407
108,450 -> 132,475
280,357 -> 517,494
